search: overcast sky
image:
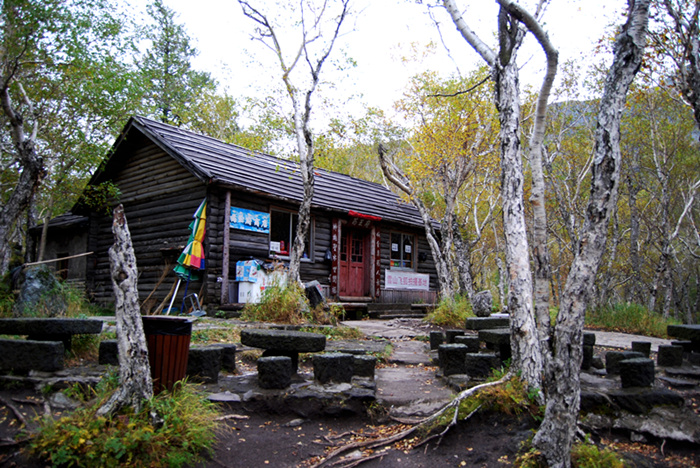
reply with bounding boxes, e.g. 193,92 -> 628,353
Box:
146,0 -> 622,117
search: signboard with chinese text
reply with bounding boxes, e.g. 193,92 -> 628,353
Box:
385,270 -> 429,290
230,207 -> 270,233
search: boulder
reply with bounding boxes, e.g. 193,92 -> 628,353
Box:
14,266 -> 66,316
472,290 -> 493,317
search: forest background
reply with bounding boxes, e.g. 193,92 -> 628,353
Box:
0,0 -> 698,323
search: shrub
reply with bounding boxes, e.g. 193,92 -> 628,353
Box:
585,302 -> 680,338
515,435 -> 626,468
30,376 -> 219,468
424,294 -> 473,327
241,280 -> 309,324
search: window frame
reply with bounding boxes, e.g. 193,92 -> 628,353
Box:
268,208 -> 314,262
389,232 -> 416,271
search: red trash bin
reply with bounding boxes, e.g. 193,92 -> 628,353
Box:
142,316 -> 193,393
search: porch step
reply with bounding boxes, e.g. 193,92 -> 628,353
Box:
367,303 -> 429,320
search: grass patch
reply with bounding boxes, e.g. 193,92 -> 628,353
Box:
585,302 -> 680,338
299,325 -> 364,341
425,372 -> 542,438
516,435 -> 626,467
29,372 -> 219,467
424,294 -> 473,328
191,323 -> 241,345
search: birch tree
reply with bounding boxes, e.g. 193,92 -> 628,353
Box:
97,205 -> 153,417
442,0 -> 547,390
378,70 -> 499,300
533,1 -> 651,465
238,0 -> 351,283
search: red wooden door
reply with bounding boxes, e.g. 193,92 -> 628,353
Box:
339,228 -> 369,297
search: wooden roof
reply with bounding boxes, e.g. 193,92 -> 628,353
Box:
96,116 -> 426,228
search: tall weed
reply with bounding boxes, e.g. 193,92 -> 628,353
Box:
424,294 -> 473,327
30,376 -> 219,467
241,281 -> 309,324
585,302 -> 679,338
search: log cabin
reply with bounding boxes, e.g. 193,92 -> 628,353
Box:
49,116 -> 439,314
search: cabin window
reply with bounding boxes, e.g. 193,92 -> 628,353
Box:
269,209 -> 313,260
390,232 -> 415,270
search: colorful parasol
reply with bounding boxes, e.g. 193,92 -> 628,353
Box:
167,199 -> 207,315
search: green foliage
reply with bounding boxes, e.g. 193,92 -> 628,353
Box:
241,280 -> 309,324
515,435 -> 626,468
424,294 -> 473,327
6,278 -> 97,319
30,377 -> 219,467
585,302 -> 679,338
77,182 -> 121,215
469,376 -> 542,419
137,0 -> 217,124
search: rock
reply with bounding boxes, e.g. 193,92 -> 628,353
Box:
283,418 -> 306,427
14,266 -> 66,316
472,290 -> 493,317
304,280 -> 326,308
609,388 -> 684,414
49,392 -> 80,410
615,406 -> 700,444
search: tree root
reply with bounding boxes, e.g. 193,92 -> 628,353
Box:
310,374 -> 510,468
0,396 -> 26,427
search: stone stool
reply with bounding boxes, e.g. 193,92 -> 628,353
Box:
186,346 -> 223,383
631,341 -> 651,358
313,353 -> 354,384
446,329 -> 465,344
257,356 -> 293,389
454,335 -> 480,353
605,351 -> 644,375
657,345 -> 684,367
352,355 -> 377,378
465,353 -> 500,378
438,344 -> 469,376
619,358 -> 655,388
429,331 -> 444,350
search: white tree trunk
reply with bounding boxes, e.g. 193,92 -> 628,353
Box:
533,2 -> 651,466
97,204 -> 153,417
496,55 -> 542,389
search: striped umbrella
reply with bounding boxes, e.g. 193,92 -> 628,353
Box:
167,199 -> 207,314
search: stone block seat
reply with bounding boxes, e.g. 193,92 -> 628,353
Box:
465,316 -> 509,331
667,325 -> 700,352
0,317 -> 103,351
240,328 -> 326,373
478,328 -> 511,362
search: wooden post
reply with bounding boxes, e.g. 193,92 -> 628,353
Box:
221,190 -> 231,304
